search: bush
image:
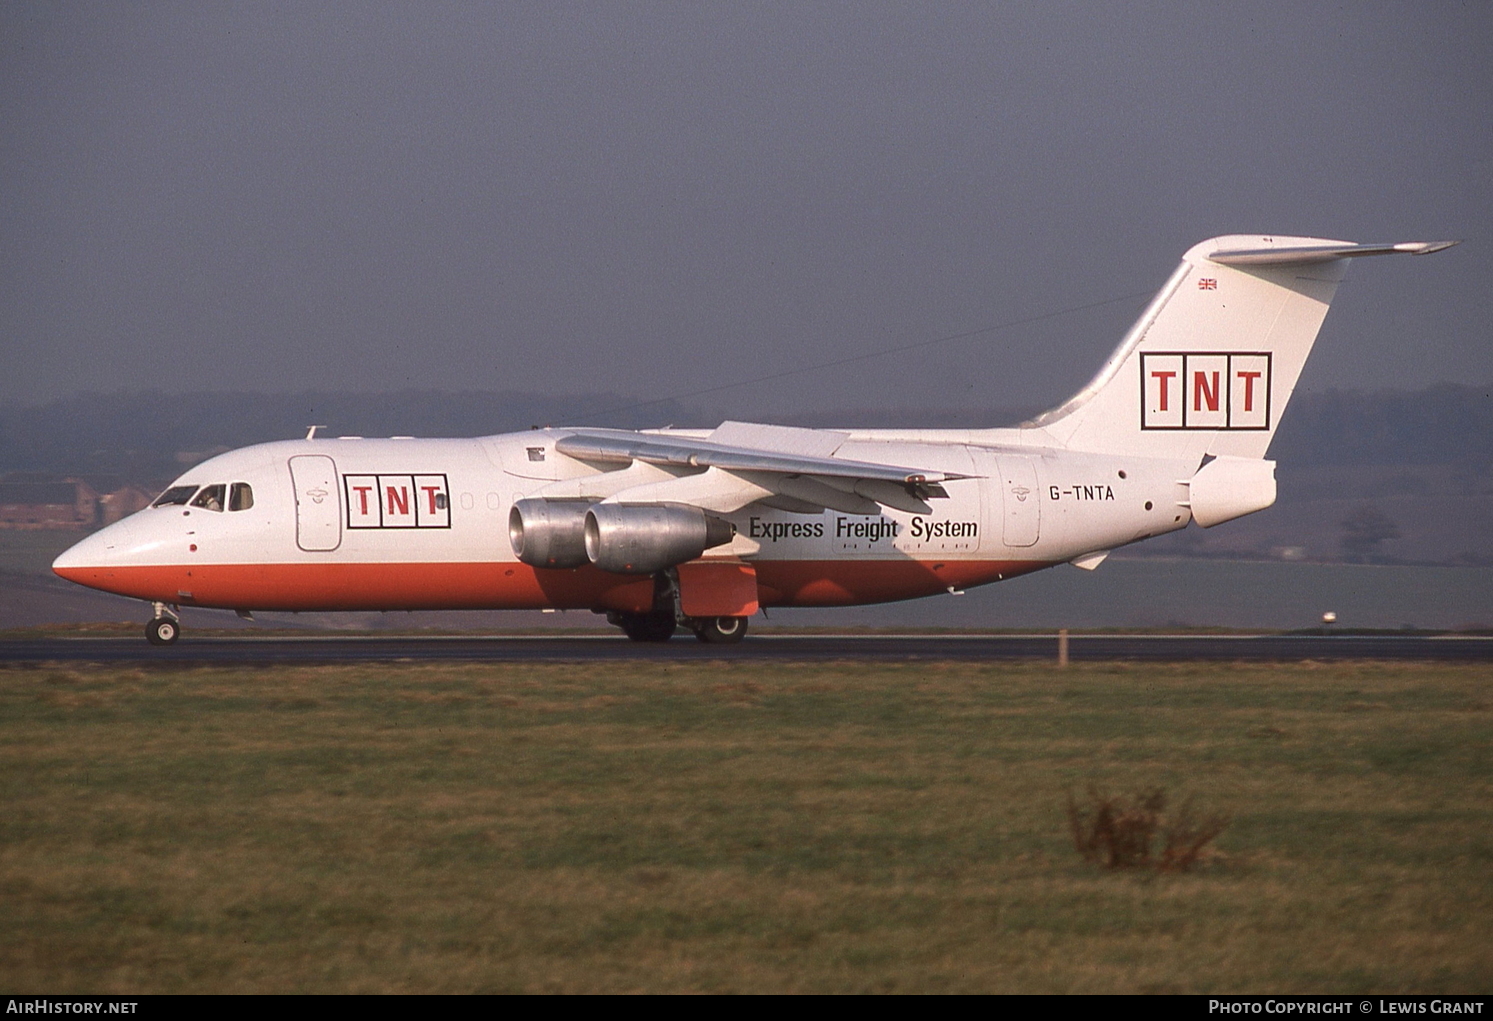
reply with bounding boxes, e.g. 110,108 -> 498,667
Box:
1066,787 -> 1230,872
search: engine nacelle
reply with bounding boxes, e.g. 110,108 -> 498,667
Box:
584,503 -> 735,574
509,499 -> 591,568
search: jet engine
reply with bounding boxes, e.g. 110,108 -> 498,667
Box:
509,499 -> 591,568
584,503 -> 735,574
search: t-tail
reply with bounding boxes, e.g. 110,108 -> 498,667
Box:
1026,234 -> 1459,462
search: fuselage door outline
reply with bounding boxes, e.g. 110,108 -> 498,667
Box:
288,454 -> 343,552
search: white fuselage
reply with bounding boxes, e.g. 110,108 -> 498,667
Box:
52,429 -> 1195,615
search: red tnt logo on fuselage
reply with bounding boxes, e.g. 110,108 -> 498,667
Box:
1140,352 -> 1271,430
344,473 -> 451,529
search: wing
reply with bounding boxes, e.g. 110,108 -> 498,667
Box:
535,421 -> 975,516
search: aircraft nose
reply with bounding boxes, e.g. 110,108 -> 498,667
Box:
52,529 -> 112,576
52,517 -> 147,577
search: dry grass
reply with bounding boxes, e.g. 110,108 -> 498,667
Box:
0,658 -> 1489,992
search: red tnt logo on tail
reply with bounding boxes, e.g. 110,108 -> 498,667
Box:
1140,353 -> 1271,430
1194,368 -> 1220,412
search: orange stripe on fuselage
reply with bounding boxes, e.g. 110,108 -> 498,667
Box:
53,558 -> 1053,612
753,559 -> 1050,606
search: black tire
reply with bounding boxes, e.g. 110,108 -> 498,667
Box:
146,617 -> 180,646
693,616 -> 748,644
619,612 -> 676,643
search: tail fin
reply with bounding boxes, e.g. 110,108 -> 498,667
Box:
1026,235 -> 1458,460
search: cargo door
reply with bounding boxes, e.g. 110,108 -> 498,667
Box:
994,455 -> 1041,547
289,454 -> 342,552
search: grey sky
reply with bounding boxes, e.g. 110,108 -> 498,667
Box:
2,2 -> 1488,421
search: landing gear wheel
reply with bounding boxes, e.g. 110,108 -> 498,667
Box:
693,616 -> 748,645
619,612 -> 676,643
146,617 -> 180,646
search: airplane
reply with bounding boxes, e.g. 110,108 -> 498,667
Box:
51,234 -> 1458,645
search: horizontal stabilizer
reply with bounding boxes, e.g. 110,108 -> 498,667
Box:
1208,240 -> 1459,266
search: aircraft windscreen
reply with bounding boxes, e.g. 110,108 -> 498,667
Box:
190,484 -> 226,512
153,485 -> 198,507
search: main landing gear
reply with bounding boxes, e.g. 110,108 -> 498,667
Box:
145,602 -> 181,646
691,615 -> 748,645
606,572 -> 751,645
613,610 -> 678,643
609,610 -> 750,644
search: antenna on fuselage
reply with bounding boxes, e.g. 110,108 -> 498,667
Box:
305,425 -> 327,440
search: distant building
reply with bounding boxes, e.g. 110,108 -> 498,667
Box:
0,477 -> 98,530
100,485 -> 153,524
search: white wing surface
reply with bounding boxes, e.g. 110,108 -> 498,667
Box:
547,423 -> 972,515
555,427 -> 967,488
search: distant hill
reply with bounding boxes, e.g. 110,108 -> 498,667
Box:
4,384 -> 1488,476
0,390 -> 699,479
0,382 -> 1487,486
2,385 -> 1490,565
1268,384 -> 1493,469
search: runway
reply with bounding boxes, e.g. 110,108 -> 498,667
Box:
3,632 -> 1491,665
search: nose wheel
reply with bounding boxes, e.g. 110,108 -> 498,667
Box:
146,618 -> 180,645
145,602 -> 181,645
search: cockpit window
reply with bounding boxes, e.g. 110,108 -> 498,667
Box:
229,482 -> 254,511
153,485 -> 198,507
190,484 -> 226,512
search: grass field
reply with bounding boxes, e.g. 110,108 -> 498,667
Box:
0,659 -> 1489,993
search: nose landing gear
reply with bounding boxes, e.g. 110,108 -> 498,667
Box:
146,602 -> 181,645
